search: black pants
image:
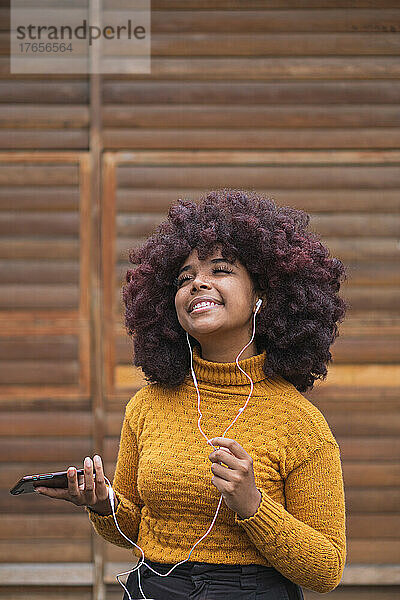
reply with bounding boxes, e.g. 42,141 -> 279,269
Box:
123,559 -> 305,600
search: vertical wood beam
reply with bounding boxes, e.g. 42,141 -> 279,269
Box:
89,1 -> 105,599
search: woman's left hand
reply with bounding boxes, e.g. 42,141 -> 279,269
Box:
208,437 -> 262,519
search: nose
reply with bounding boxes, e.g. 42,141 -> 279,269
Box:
190,274 -> 212,292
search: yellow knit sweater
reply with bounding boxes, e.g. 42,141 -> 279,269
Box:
87,347 -> 346,593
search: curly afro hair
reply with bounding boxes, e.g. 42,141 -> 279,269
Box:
122,188 -> 348,392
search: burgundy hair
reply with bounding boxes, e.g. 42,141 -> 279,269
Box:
122,188 -> 347,392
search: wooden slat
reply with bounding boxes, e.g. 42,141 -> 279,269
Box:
148,10 -> 400,34
0,541 -> 91,562
0,587 -> 91,600
344,263 -> 400,286
0,360 -> 79,385
0,285 -> 79,309
103,57 -> 400,80
0,66 -> 87,81
0,412 -> 91,436
0,438 -> 91,462
103,81 -> 400,105
348,539 -> 400,563
326,410 -> 400,436
0,81 -> 88,104
323,365 -> 400,388
112,147 -> 400,163
345,489 -> 400,513
116,188 -> 400,213
342,287 -> 400,312
116,165 -> 400,188
315,239 -> 399,262
0,261 -> 79,285
307,385 -> 400,403
344,463 -> 400,488
0,213 -> 79,236
150,0 -> 400,7
103,105 -> 400,128
0,240 -> 79,259
311,214 -> 400,237
0,337 -> 78,360
0,515 -> 90,539
0,106 -> 89,129
0,563 -> 93,586
0,187 -> 80,211
0,491 -> 83,514
104,127 -> 400,150
340,313 -> 400,337
338,436 -> 400,461
333,338 -> 400,363
0,311 -> 81,335
149,1 -> 400,9
148,32 -> 400,56
0,388 -> 89,404
7,31 -> 400,57
0,131 -> 89,150
0,165 -> 78,186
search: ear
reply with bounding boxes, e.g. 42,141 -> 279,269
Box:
253,290 -> 267,313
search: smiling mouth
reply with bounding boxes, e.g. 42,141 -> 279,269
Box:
190,303 -> 223,314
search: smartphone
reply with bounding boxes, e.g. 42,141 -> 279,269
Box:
10,469 -> 94,495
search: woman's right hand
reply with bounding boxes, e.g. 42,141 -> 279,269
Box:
35,454 -> 117,515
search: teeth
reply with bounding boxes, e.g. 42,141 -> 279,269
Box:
192,301 -> 218,311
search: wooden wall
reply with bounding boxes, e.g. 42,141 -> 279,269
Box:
0,2 -> 399,599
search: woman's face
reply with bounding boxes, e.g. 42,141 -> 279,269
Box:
174,246 -> 259,353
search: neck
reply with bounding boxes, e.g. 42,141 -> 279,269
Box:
198,340 -> 258,363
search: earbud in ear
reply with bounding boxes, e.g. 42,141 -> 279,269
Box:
254,298 -> 262,314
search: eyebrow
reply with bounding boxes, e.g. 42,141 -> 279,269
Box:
178,257 -> 236,276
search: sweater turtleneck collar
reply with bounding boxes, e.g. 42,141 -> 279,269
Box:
189,345 -> 268,386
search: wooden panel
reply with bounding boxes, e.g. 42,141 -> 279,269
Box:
0,155 -> 92,588
0,62 -> 88,149
0,154 -> 90,399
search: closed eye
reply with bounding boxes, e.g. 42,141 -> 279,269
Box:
175,266 -> 233,287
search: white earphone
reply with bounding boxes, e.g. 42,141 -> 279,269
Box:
255,298 -> 262,313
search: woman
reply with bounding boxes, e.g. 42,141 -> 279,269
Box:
36,189 -> 347,600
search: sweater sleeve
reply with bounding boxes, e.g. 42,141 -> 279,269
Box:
86,406 -> 143,549
234,440 -> 346,593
